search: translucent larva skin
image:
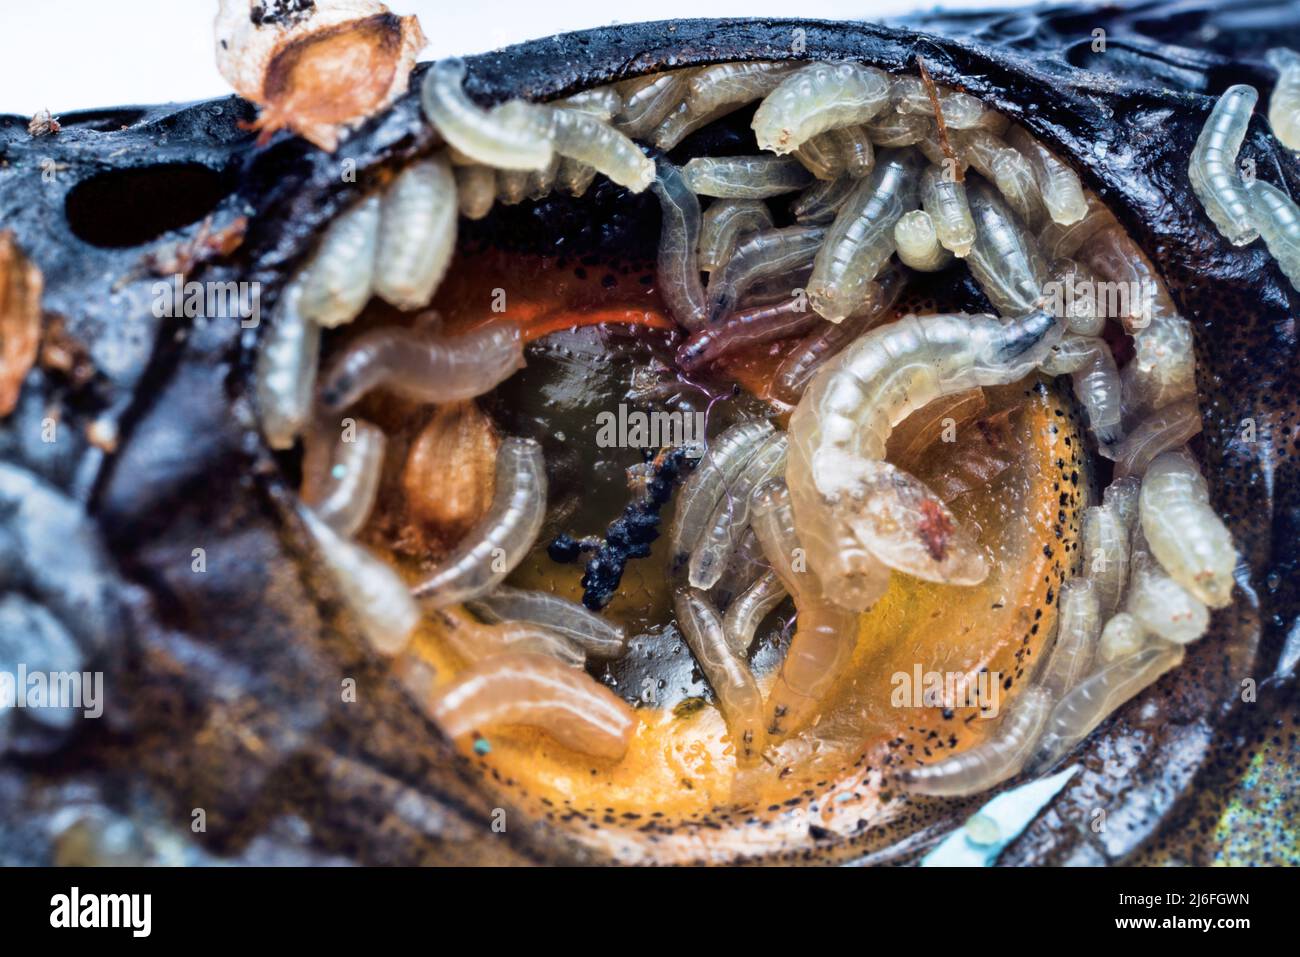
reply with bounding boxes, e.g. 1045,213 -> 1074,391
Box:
428,652 -> 638,760
1098,611 -> 1148,664
673,588 -> 767,762
1112,398 -> 1203,479
1139,451 -> 1237,609
668,420 -> 775,575
649,158 -> 709,330
1190,84 -> 1261,245
920,165 -> 976,257
1005,125 -> 1088,226
301,417 -> 386,539
698,200 -> 774,273
687,61 -> 797,115
1104,475 -> 1142,532
712,525 -> 768,610
1046,258 -> 1106,337
750,480 -> 862,737
1041,579 -> 1101,698
683,155 -> 813,199
955,129 -> 1047,227
707,224 -> 827,322
965,179 -> 1050,317
467,586 -> 627,658
835,126 -> 876,177
526,154 -> 559,201
1127,549 -> 1211,644
867,113 -> 932,147
893,209 -> 954,272
722,568 -> 787,656
650,100 -> 735,151
791,175 -> 858,225
786,309 -> 1063,601
1266,48 -> 1300,150
318,320 -> 524,412
298,194 -> 380,329
615,71 -> 691,139
689,431 -> 789,590
544,106 -> 655,192
1029,642 -> 1184,774
808,149 -> 922,322
1081,505 -> 1129,619
559,87 -> 622,122
1038,193 -> 1115,260
675,297 -> 820,372
557,157 -> 598,197
1246,179 -> 1300,292
373,157 -> 457,311
421,58 -> 553,171
296,505 -> 418,657
412,438 -> 548,608
496,168 -> 529,205
793,132 -> 845,181
256,278 -> 320,451
435,608 -> 586,669
752,62 -> 893,155
1039,334 -> 1124,446
900,687 -> 1053,797
891,78 -> 994,130
454,163 -> 496,220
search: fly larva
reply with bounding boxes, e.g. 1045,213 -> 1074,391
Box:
899,687 -> 1053,797
770,263 -> 907,404
1098,611 -> 1148,664
434,607 -> 586,669
698,199 -> 774,274
711,525 -> 768,609
750,479 -> 862,737
466,586 -> 627,659
1139,451 -> 1237,608
791,175 -> 858,225
454,163 -> 496,220
687,61 -> 796,115
615,71 -> 692,139
893,209 -> 954,272
1189,84 -> 1261,246
722,568 -> 787,656
1006,125 -> 1088,226
833,126 -> 875,177
300,417 -> 386,539
683,155 -> 813,199
965,179 -> 1050,317
412,438 -> 546,608
689,431 -> 789,590
785,308 -> 1063,601
673,588 -> 767,763
1039,334 -> 1124,447
1041,578 -> 1101,698
558,87 -> 622,122
296,504 -> 418,657
668,419 -> 775,575
318,320 -> 524,412
1038,193 -> 1115,260
557,157 -> 598,197
256,278 -> 320,451
1112,398 -> 1202,478
807,148 -> 922,322
649,157 -> 709,330
1126,548 -> 1210,644
1046,258 -> 1105,337
544,106 -> 655,192
427,652 -> 638,760
526,154 -> 560,201
1246,178 -> 1300,291
890,78 -> 993,131
1028,642 -> 1184,775
752,62 -> 893,155
955,129 -> 1047,227
707,224 -> 827,321
373,156 -> 457,311
1266,48 -> 1300,150
496,168 -> 529,205
420,58 -> 553,170
298,194 -> 380,329
866,113 -> 932,147
793,131 -> 846,181
1104,474 -> 1142,532
1078,223 -> 1180,335
920,164 -> 976,257
1081,503 -> 1130,619
675,298 -> 820,372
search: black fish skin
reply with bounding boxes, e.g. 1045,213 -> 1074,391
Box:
0,2 -> 1296,865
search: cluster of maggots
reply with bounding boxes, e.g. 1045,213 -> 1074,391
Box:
249,48 -> 1296,800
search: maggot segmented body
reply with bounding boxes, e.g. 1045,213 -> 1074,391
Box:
1040,578 -> 1101,698
1037,193 -> 1115,260
900,687 -> 1053,797
412,437 -> 548,608
706,224 -> 827,321
1189,84 -> 1260,246
466,586 -> 627,659
1098,611 -> 1149,664
454,163 -> 496,220
421,58 -> 553,170
557,157 -> 598,197
435,607 -> 586,669
867,112 -> 932,146
615,70 -> 692,139
427,652 -> 638,760
786,308 -> 1063,604
1266,48 -> 1300,151
807,148 -> 922,321
1039,333 -> 1124,446
675,297 -> 819,372
256,277 -> 320,451
698,199 -> 774,273
1029,642 -> 1184,774
683,155 -> 813,199
298,194 -> 380,329
956,129 -> 1047,227
687,61 -> 796,115
1139,451 -> 1238,609
1126,546 -> 1210,644
722,568 -> 787,656
752,62 -> 893,154
373,156 -> 458,311
791,175 -> 858,225
1112,398 -> 1203,478
1081,502 -> 1130,619
545,105 -> 655,192
496,168 -> 529,205
1045,258 -> 1106,337
649,158 -> 709,329
965,178 -> 1050,317
1245,178 -> 1300,292
317,319 -> 524,412
1006,125 -> 1088,226
920,164 -> 976,257
301,416 -> 386,539
893,209 -> 954,272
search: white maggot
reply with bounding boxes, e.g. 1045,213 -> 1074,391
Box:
373,156 -> 458,310
256,277 -> 320,451
1188,84 -> 1260,246
893,209 -> 954,272
1266,48 -> 1300,150
298,194 -> 380,328
420,58 -> 553,170
1138,451 -> 1237,608
752,62 -> 892,155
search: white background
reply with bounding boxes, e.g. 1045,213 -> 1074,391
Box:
0,0 -> 1042,115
